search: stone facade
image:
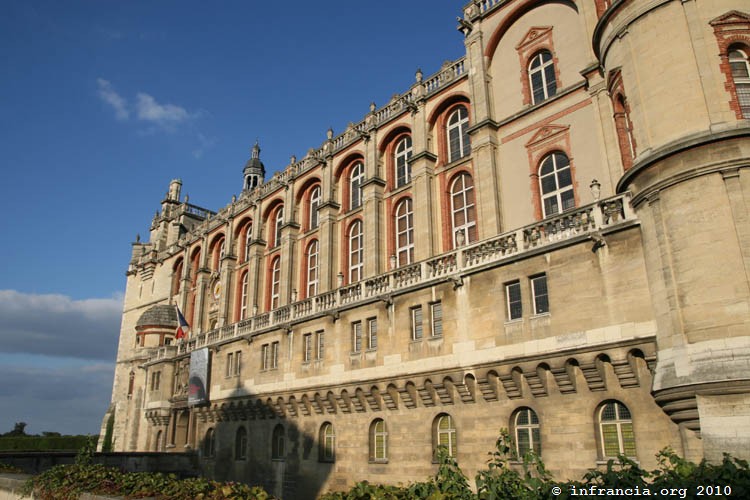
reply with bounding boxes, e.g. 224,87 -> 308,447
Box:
101,1 -> 750,499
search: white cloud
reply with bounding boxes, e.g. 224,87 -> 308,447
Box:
0,290 -> 122,361
96,78 -> 129,120
135,92 -> 191,130
192,132 -> 217,158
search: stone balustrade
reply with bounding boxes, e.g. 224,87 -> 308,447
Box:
158,192 -> 636,360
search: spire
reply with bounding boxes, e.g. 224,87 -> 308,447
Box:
243,139 -> 265,191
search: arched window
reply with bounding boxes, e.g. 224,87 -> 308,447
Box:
272,207 -> 284,248
270,256 -> 281,310
212,237 -> 225,270
529,50 -> 557,104
512,408 -> 541,457
369,419 -> 388,462
395,136 -> 413,187
306,240 -> 319,297
729,48 -> 750,118
433,413 -> 457,458
394,198 -> 414,266
203,428 -> 215,458
350,162 -> 364,210
450,173 -> 477,247
348,220 -> 364,283
598,401 -> 636,458
613,93 -> 636,170
539,152 -> 574,217
309,185 -> 322,230
239,272 -> 249,320
243,222 -> 253,263
235,426 -> 247,460
319,422 -> 335,462
447,106 -> 471,163
171,259 -> 183,297
272,424 -> 285,460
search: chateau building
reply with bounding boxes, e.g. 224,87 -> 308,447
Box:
101,1 -> 750,498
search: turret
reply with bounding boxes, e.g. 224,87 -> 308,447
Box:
243,141 -> 265,191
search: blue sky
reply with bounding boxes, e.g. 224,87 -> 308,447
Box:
0,1 -> 466,435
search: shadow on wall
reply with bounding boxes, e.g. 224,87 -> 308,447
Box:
188,386 -> 334,500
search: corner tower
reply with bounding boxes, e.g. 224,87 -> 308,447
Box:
595,0 -> 750,461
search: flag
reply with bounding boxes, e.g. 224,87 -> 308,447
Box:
175,306 -> 190,339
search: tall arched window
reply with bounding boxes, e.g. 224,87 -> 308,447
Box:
450,173 -> 477,247
309,185 -> 322,230
529,50 -> 557,104
434,413 -> 457,458
613,93 -> 636,170
395,136 -> 413,187
306,240 -> 319,297
171,259 -> 183,297
270,256 -> 281,310
239,272 -> 249,320
319,422 -> 335,462
211,237 -> 225,270
369,419 -> 388,462
350,162 -> 364,210
539,152 -> 574,217
272,424 -> 285,460
394,198 -> 414,266
243,222 -> 253,263
348,220 -> 364,283
598,401 -> 636,458
235,426 -> 247,460
447,106 -> 470,163
272,207 -> 284,248
729,47 -> 750,118
203,428 -> 215,458
512,407 -> 541,457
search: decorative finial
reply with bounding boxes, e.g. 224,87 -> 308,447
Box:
327,127 -> 334,140
416,68 -> 423,83
135,233 -> 141,243
184,194 -> 189,203
370,102 -> 376,113
251,140 -> 261,159
232,194 -> 237,203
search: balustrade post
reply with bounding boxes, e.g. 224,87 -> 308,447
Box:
621,193 -> 635,221
592,201 -> 605,229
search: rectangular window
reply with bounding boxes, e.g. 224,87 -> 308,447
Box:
272,341 -> 279,369
352,321 -> 362,353
261,344 -> 270,371
226,352 -> 234,377
303,333 -> 312,362
316,330 -> 325,360
506,281 -> 522,320
234,351 -> 241,376
367,318 -> 378,349
430,302 -> 443,337
411,306 -> 423,340
531,274 -> 549,315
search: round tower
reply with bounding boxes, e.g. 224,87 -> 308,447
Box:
243,141 -> 265,191
596,1 -> 750,461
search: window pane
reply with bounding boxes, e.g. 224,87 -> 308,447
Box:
602,423 -> 620,456
541,174 -> 557,194
557,167 -> 572,188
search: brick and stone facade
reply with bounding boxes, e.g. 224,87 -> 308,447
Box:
101,1 -> 750,498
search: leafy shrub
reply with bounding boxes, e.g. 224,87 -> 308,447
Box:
0,435 -> 97,451
21,463 -> 274,500
0,462 -> 24,473
321,430 -> 750,500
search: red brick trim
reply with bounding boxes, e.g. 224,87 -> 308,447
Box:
501,96 -> 591,144
234,270 -> 248,322
710,11 -> 750,119
607,69 -> 637,171
299,238 -> 319,300
264,253 -> 281,311
524,124 -> 578,220
339,216 -> 365,285
595,0 -> 612,18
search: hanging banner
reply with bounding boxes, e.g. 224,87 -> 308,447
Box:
188,347 -> 209,406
